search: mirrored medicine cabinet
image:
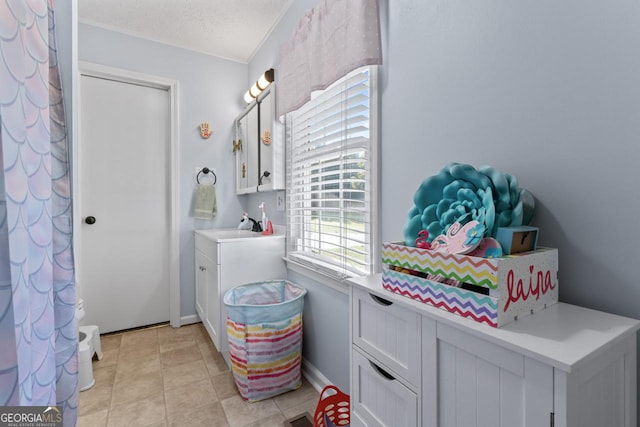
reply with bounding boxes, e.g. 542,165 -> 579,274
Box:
234,85 -> 285,194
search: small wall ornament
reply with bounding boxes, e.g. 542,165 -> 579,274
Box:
232,139 -> 242,153
261,129 -> 271,145
200,122 -> 212,139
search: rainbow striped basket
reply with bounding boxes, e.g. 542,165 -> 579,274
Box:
224,280 -> 307,402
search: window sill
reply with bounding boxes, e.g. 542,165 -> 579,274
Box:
283,257 -> 351,295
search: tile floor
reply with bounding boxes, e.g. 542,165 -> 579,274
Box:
78,322 -> 319,427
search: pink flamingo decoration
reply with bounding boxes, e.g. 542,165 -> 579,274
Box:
415,230 -> 431,249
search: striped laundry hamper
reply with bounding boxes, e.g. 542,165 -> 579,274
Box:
224,280 -> 307,402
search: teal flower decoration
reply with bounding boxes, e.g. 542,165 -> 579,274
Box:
464,222 -> 486,246
403,163 -> 534,247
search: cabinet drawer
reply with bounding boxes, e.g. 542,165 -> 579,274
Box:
352,287 -> 420,388
352,348 -> 418,427
195,233 -> 218,261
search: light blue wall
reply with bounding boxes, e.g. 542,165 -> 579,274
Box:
249,0 -> 640,399
381,0 -> 640,319
78,24 -> 249,317
378,1 -> 640,415
288,271 -> 350,391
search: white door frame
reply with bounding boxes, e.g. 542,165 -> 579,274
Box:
74,61 -> 181,328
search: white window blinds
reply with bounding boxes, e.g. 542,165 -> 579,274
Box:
286,67 -> 378,279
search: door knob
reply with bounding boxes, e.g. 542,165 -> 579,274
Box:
85,216 -> 96,225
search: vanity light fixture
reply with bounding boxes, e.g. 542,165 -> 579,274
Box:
243,68 -> 274,104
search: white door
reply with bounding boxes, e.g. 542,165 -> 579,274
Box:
79,74 -> 171,333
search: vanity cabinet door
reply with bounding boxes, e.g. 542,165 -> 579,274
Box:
258,89 -> 273,185
204,251 -> 220,350
235,112 -> 249,192
235,103 -> 259,194
258,88 -> 285,191
246,105 -> 259,191
195,248 -> 219,349
194,250 -> 208,322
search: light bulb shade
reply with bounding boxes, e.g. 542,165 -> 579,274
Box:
242,68 -> 275,103
249,83 -> 261,98
257,68 -> 274,90
257,75 -> 269,91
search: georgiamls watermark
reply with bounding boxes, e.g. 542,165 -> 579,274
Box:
0,406 -> 62,427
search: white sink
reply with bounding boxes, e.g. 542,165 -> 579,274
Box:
195,226 -> 284,241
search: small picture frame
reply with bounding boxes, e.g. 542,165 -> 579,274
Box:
496,226 -> 539,255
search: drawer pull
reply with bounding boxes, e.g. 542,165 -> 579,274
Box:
369,361 -> 396,381
369,293 -> 393,306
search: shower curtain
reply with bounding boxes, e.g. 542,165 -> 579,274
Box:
0,1 -> 77,426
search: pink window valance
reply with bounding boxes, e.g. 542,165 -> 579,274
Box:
276,0 -> 382,118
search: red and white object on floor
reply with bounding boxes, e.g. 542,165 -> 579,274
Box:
313,385 -> 350,427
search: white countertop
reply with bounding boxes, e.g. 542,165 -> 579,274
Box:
194,225 -> 285,242
349,273 -> 640,373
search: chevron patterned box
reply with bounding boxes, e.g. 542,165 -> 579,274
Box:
381,242 -> 559,328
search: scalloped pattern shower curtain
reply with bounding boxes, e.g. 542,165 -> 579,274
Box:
0,1 -> 77,425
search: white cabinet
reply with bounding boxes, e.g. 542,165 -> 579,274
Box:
234,86 -> 284,194
194,228 -> 286,361
349,274 -> 640,427
350,287 -> 420,426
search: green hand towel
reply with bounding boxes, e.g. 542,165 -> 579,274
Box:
194,184 -> 217,219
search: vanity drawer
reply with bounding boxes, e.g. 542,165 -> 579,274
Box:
352,348 -> 418,427
194,233 -> 218,261
352,287 -> 420,389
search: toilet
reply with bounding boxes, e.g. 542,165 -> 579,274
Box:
76,299 -> 103,391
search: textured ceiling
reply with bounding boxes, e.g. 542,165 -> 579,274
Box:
78,0 -> 293,63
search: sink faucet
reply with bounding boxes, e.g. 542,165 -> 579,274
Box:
247,217 -> 263,232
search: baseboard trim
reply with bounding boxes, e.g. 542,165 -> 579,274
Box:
301,357 -> 331,393
180,314 -> 200,326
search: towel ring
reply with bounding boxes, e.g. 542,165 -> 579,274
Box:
197,167 -> 217,185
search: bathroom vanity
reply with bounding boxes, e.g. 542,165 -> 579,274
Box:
194,227 -> 286,364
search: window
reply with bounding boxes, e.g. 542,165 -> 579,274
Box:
286,66 -> 378,280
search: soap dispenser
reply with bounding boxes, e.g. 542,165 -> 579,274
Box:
259,202 -> 273,235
